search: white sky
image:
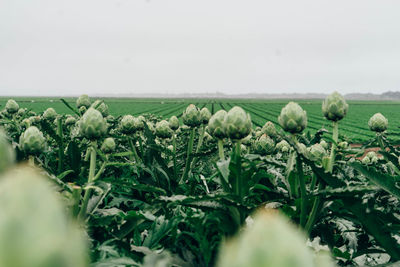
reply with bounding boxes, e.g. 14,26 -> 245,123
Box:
1,0 -> 400,96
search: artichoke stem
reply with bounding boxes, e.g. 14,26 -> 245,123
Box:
57,117 -> 64,174
189,125 -> 206,170
234,140 -> 242,198
296,156 -> 307,228
180,127 -> 196,184
327,121 -> 339,173
128,138 -> 141,164
218,139 -> 225,160
305,183 -> 324,234
172,133 -> 177,179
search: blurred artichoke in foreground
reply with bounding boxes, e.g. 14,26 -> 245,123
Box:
155,120 -> 173,139
200,107 -> 212,124
208,110 -> 227,139
101,137 -> 116,153
182,104 -> 201,127
223,106 -> 252,140
76,94 -> 91,109
19,126 -> 46,155
169,116 -> 180,131
322,92 -> 348,122
5,99 -> 19,114
79,108 -> 107,140
278,102 -> 307,134
217,210 -> 336,267
0,130 -> 15,173
368,113 -> 388,133
0,166 -> 89,267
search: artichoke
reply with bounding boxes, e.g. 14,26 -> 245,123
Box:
101,137 -> 116,153
0,166 -> 89,267
182,104 -> 201,127
168,116 -> 180,131
319,140 -> 328,150
19,126 -> 46,155
133,117 -> 144,131
76,94 -> 91,108
200,107 -> 212,124
91,100 -> 109,117
5,99 -> 19,114
155,120 -> 173,139
223,106 -> 252,140
276,140 -> 291,153
79,106 -> 87,115
208,110 -> 227,139
262,121 -> 277,137
278,102 -> 307,134
307,143 -> 326,162
120,115 -> 136,134
0,131 -> 15,173
368,113 -> 388,133
17,108 -> 26,117
43,108 -> 57,121
79,108 -> 107,140
253,134 -> 275,155
322,91 -> 348,121
65,116 -> 77,126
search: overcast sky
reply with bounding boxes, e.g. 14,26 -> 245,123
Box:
1,0 -> 400,96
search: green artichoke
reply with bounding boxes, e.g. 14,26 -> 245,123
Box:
91,100 -> 109,117
278,102 -> 307,134
120,115 -> 136,134
307,143 -> 326,162
43,108 -> 57,121
0,131 -> 15,173
276,140 -> 291,153
5,99 -> 19,114
101,137 -> 116,153
0,166 -> 89,267
322,92 -> 348,121
79,108 -> 107,140
79,106 -> 87,115
76,94 -> 91,108
133,117 -> 144,131
168,116 -> 180,131
65,116 -> 77,126
262,121 -> 277,137
17,108 -> 26,117
182,104 -> 201,127
155,120 -> 173,139
207,110 -> 227,139
319,140 -> 328,149
200,107 -> 212,124
368,113 -> 388,133
223,106 -> 252,140
253,134 -> 275,155
19,126 -> 46,155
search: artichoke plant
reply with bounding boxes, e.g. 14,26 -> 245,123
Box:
76,94 -> 91,109
5,99 -> 19,114
322,91 -> 348,122
223,106 -> 252,140
262,121 -> 277,137
155,120 -> 173,139
253,134 -> 275,155
0,166 -> 89,267
120,115 -> 136,134
0,131 -> 15,173
43,108 -> 57,121
278,102 -> 307,134
79,108 -> 107,140
368,113 -> 388,133
200,107 -> 212,124
182,104 -> 201,127
208,110 -> 227,139
19,126 -> 46,155
169,116 -> 180,131
101,137 -> 116,154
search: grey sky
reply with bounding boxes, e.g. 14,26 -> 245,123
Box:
1,0 -> 400,96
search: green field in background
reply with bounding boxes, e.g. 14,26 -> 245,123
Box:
1,97 -> 400,142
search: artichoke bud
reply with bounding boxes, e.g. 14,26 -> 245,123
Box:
182,104 -> 201,127
168,116 -> 180,131
5,99 -> 19,114
362,156 -> 371,165
296,142 -> 307,155
155,120 -> 173,139
0,131 -> 15,173
76,94 -> 91,108
200,107 -> 212,124
253,134 -> 275,155
208,110 -> 227,139
338,141 -> 348,149
0,166 -> 89,267
319,140 -> 328,149
78,106 -> 87,115
276,140 -> 290,153
368,113 -> 388,133
65,116 -> 77,126
322,91 -> 348,121
106,115 -> 115,123
17,108 -> 26,117
120,115 -> 136,134
242,134 -> 253,146
223,106 -> 252,140
133,117 -> 144,131
101,137 -> 116,154
255,130 -> 263,138
307,143 -> 326,161
79,108 -> 107,140
278,102 -> 307,134
19,126 -> 46,155
21,118 -> 32,128
167,145 -> 174,152
91,100 -> 109,117
262,121 -> 277,137
43,108 -> 57,121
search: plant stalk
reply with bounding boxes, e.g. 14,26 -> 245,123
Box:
180,127 -> 196,183
128,137 -> 141,164
327,121 -> 339,173
218,139 -> 225,160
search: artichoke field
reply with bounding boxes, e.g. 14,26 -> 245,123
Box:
0,93 -> 400,267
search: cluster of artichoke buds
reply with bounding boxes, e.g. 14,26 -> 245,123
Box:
101,137 -> 116,154
276,140 -> 291,153
19,126 -> 46,155
0,131 -> 15,173
207,110 -> 227,139
79,108 -> 108,140
5,99 -> 19,114
253,134 -> 275,156
155,120 -> 173,139
223,106 -> 252,140
168,116 -> 180,131
362,151 -> 380,165
322,91 -> 348,122
278,102 -> 307,134
368,113 -> 388,133
43,108 -> 57,121
76,94 -> 91,109
182,104 -> 202,127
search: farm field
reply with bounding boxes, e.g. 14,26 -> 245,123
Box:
1,97 -> 400,143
